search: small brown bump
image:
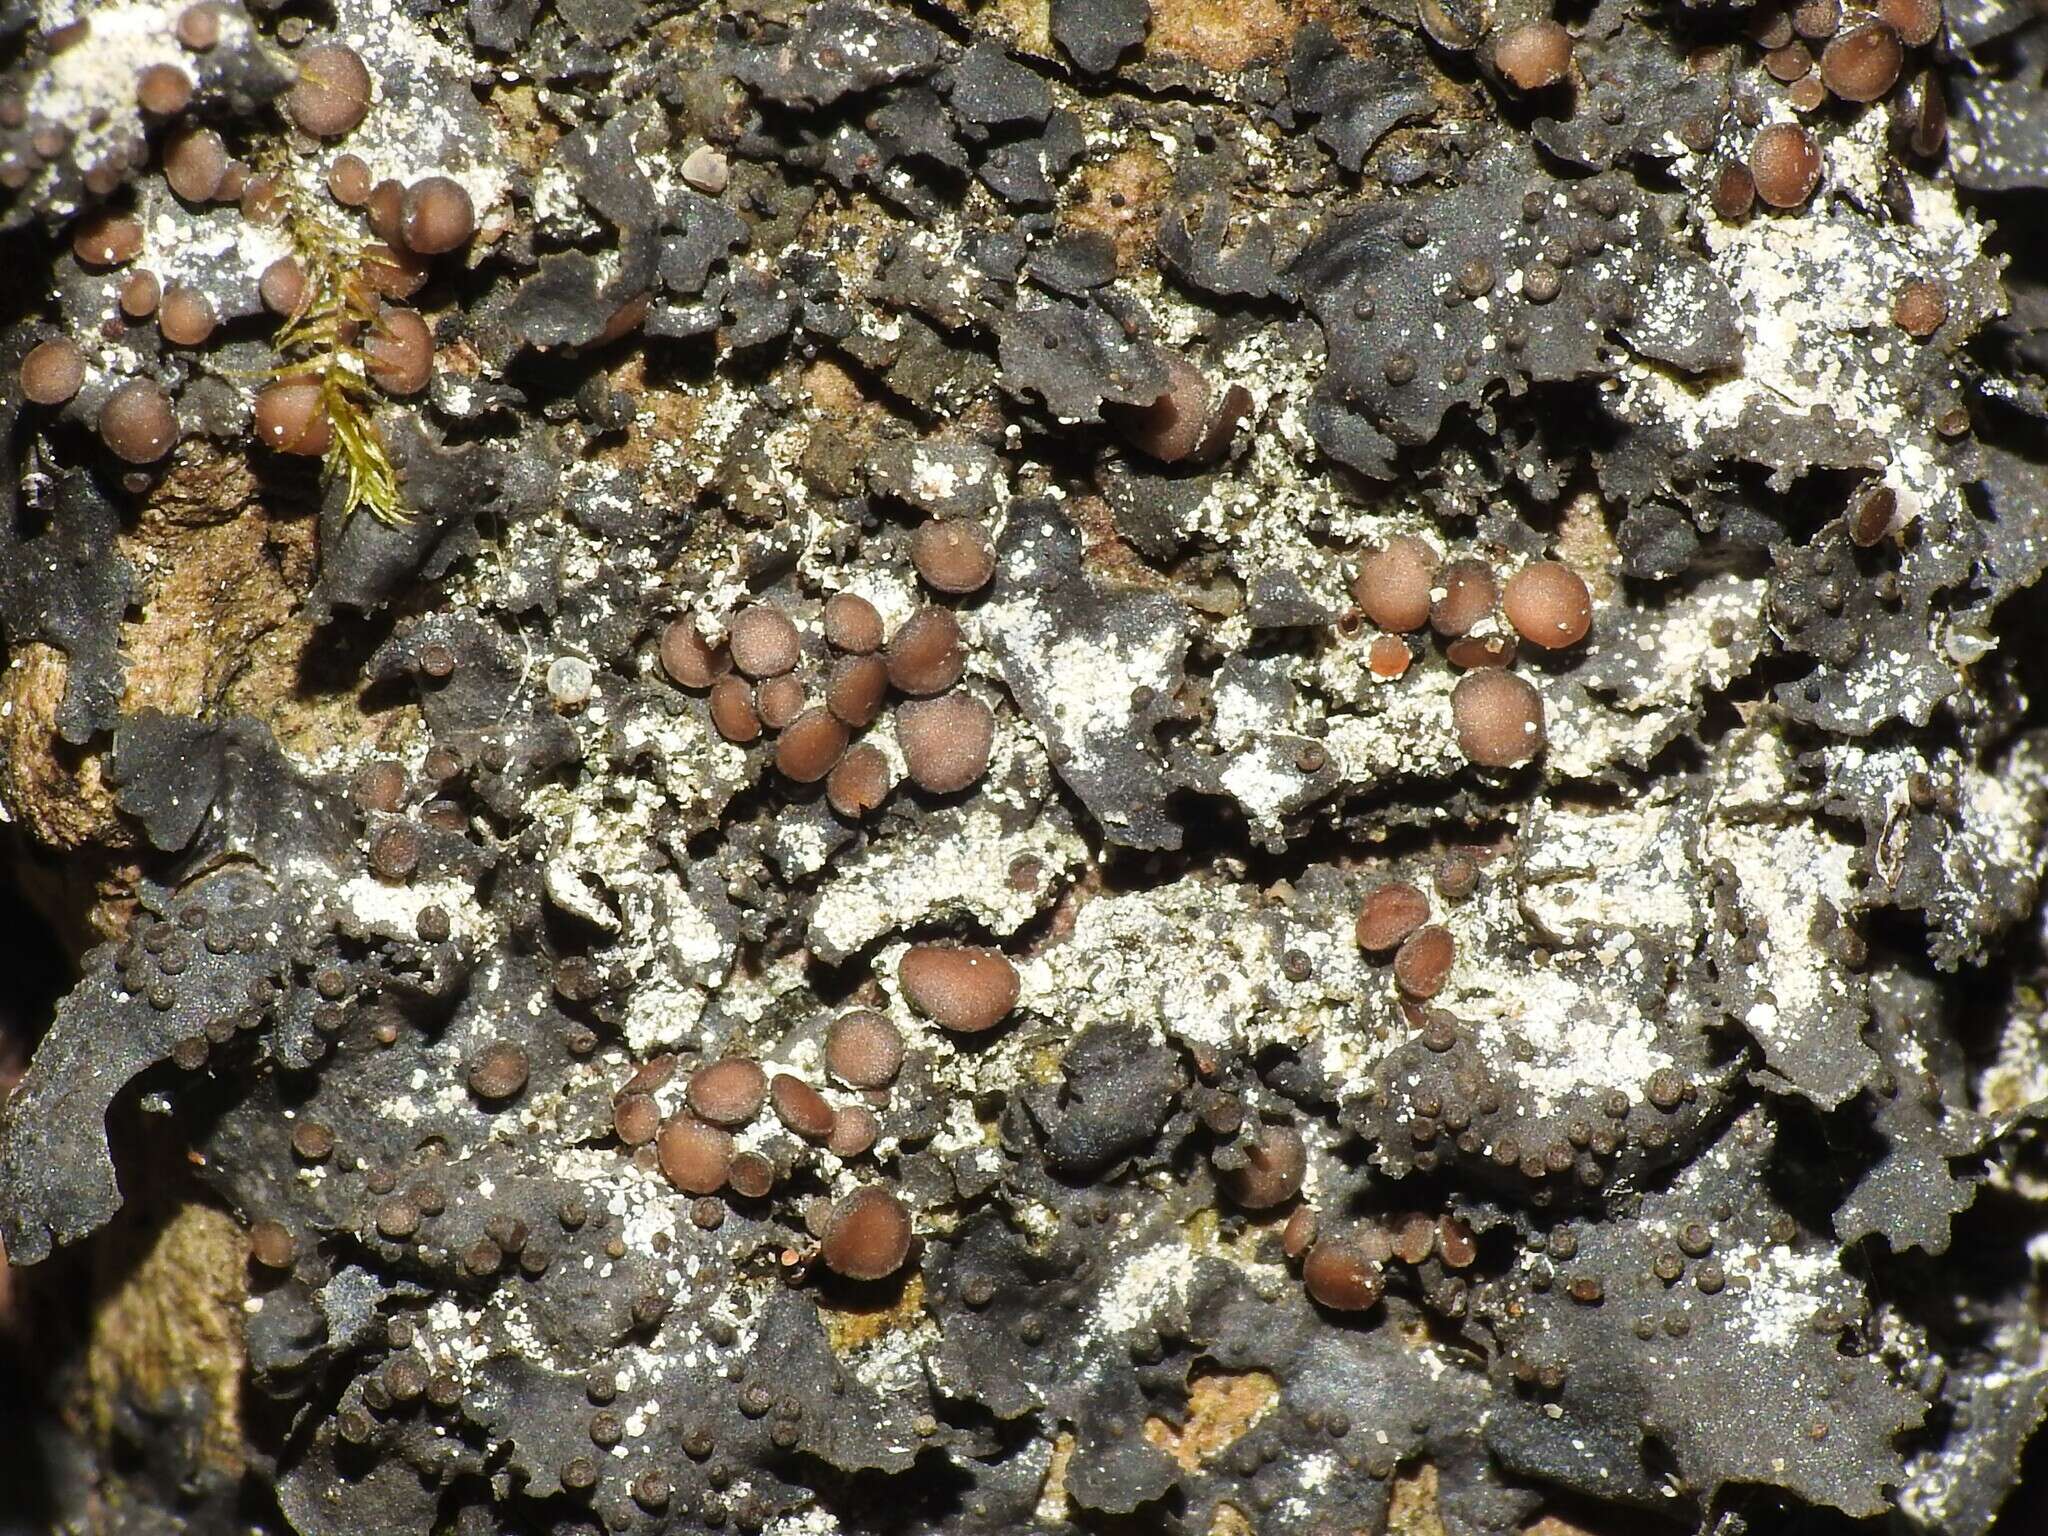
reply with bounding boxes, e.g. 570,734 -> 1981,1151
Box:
252,378 -> 332,456
1225,1124 -> 1306,1208
728,605 -> 802,678
622,1055 -> 677,1097
776,707 -> 849,783
897,692 -> 996,794
1646,1067 -> 1686,1110
826,1010 -> 905,1088
287,42 -> 373,139
366,306 -> 433,395
1393,925 -> 1456,999
756,673 -> 805,730
1429,559 -> 1497,639
1352,536 -> 1440,633
290,1120 -> 335,1162
1892,280 -> 1947,338
158,284 -> 216,346
827,743 -> 892,818
1303,1239 -> 1386,1311
74,211 -> 144,267
249,1219 -> 297,1269
659,618 -> 728,689
823,592 -> 884,653
162,124 -> 227,200
1281,1206 -> 1318,1260
727,1150 -> 775,1199
1449,634 -> 1515,671
708,678 -> 762,743
1451,669 -> 1545,768
1765,41 -> 1813,81
1712,161 -> 1757,222
368,821 -> 421,882
659,1115 -> 733,1195
1112,353 -> 1213,463
1851,485 -> 1898,547
259,256 -> 307,316
1391,1213 -> 1437,1265
20,338 -> 85,406
1356,882 -> 1431,953
1367,634 -> 1412,679
1522,260 -> 1562,304
98,379 -> 178,464
1434,852 -> 1479,901
350,760 -> 406,814
176,3 -> 222,49
136,62 -> 195,115
1502,561 -> 1592,650
1493,21 -> 1574,91
770,1074 -> 837,1141
825,654 -> 888,727
468,1041 -> 530,1102
1878,0 -> 1941,46
1438,1215 -> 1478,1269
359,241 -> 429,301
911,520 -> 996,595
1794,0 -> 1843,37
821,1186 -> 913,1280
402,175 -> 476,254
375,1196 -> 421,1240
886,607 -> 966,695
365,178 -> 405,243
120,269 -> 161,318
327,152 -> 372,205
900,944 -> 1019,1033
687,1058 -> 768,1127
828,1103 -> 880,1158
1820,22 -> 1904,101
613,1092 -> 661,1147
1749,123 -> 1823,209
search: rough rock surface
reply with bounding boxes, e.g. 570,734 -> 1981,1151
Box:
3,1 -> 2048,1533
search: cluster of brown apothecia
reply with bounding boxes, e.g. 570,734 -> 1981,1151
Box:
658,519 -> 1003,817
13,21 -> 473,516
1349,536 -> 1593,769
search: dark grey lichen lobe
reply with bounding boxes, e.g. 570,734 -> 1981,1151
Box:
2,0 -> 2048,1534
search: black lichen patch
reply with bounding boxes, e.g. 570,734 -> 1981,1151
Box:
1479,1109 -> 1926,1518
1296,141 -> 1739,471
2,0 -> 2047,1531
980,499 -> 1189,849
0,466 -> 131,743
1286,23 -> 1436,175
1050,0 -> 1149,77
0,869 -> 288,1264
724,1 -> 945,108
109,712 -> 354,872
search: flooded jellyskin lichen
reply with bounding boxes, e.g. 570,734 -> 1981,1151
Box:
4,1 -> 2048,1533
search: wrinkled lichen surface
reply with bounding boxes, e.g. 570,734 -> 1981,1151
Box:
4,0 -> 2048,1533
